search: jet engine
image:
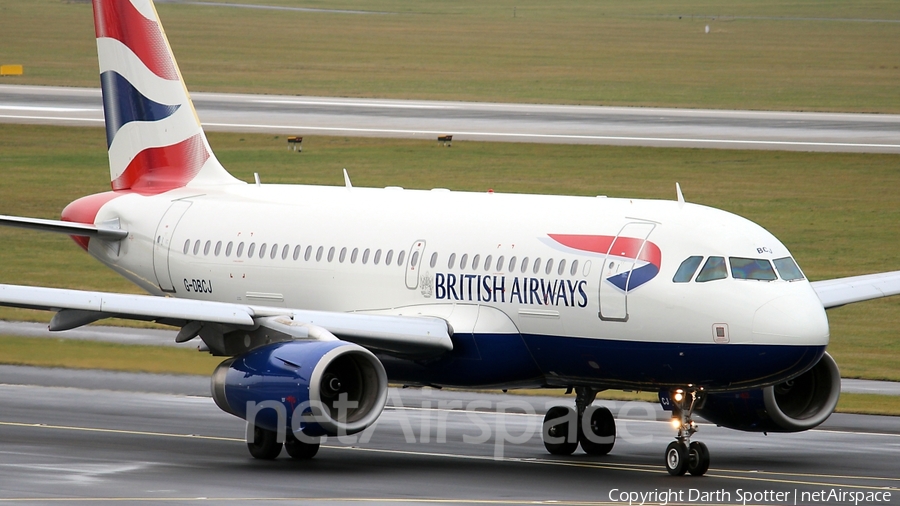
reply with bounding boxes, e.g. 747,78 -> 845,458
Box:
695,352 -> 840,432
211,340 -> 388,437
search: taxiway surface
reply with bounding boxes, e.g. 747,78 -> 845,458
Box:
2,84 -> 899,152
0,368 -> 898,505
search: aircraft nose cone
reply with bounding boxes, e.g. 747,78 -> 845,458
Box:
752,292 -> 829,345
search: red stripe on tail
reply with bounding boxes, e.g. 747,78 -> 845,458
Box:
93,0 -> 178,80
112,134 -> 209,194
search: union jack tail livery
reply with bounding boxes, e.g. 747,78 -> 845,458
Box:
93,0 -> 239,193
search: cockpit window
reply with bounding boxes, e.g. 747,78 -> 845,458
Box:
695,256 -> 727,282
774,257 -> 805,281
673,256 -> 703,283
730,257 -> 777,281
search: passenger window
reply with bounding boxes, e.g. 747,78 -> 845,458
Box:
362,248 -> 370,264
533,258 -> 541,274
327,247 -> 335,262
193,240 -> 201,255
509,256 -> 516,272
460,254 -> 468,269
225,241 -> 233,257
521,257 -> 529,273
484,255 -> 492,272
472,254 -> 480,270
215,241 -> 222,256
351,248 -> 359,264
281,244 -> 289,260
673,256 -> 703,283
293,245 -> 301,261
259,243 -> 267,259
430,252 -> 438,269
497,256 -> 504,272
696,256 -> 727,282
774,257 -> 805,281
316,246 -> 323,262
236,242 -> 245,258
558,259 -> 566,276
183,239 -> 190,255
204,240 -> 211,256
410,251 -> 419,267
385,250 -> 394,265
397,250 -> 406,266
545,258 -> 554,275
247,243 -> 256,258
305,246 -> 313,261
448,253 -> 456,269
570,259 -> 578,276
730,257 -> 777,281
374,249 -> 382,265
339,247 -> 347,263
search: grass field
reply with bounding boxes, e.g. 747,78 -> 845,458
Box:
1,123 -> 898,383
1,0 -> 898,111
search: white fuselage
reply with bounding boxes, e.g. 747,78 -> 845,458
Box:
81,182 -> 830,391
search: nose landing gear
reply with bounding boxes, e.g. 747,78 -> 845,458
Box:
665,388 -> 710,476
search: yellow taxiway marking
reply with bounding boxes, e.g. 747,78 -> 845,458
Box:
1,420 -> 898,494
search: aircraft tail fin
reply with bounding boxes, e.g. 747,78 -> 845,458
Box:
92,0 -> 241,193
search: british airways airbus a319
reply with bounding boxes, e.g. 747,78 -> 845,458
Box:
1,0 -> 899,476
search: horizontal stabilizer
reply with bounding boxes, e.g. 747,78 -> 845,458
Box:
811,270 -> 900,308
0,214 -> 128,240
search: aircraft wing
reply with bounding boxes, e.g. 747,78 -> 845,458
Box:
811,270 -> 900,309
0,284 -> 453,357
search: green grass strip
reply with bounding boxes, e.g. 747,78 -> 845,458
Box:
0,335 -> 223,376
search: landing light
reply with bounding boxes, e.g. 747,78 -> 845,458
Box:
670,418 -> 681,429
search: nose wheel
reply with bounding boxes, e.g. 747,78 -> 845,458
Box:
664,388 -> 710,476
542,387 -> 617,456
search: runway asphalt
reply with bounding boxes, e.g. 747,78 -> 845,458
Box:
0,369 -> 898,505
2,84 -> 900,153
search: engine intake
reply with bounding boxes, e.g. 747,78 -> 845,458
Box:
212,340 -> 388,437
696,352 -> 841,432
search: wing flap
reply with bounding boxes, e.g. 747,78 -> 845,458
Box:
811,270 -> 900,309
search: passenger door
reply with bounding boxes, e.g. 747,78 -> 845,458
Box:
598,222 -> 656,321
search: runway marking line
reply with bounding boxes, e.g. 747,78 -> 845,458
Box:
1,420 -> 897,493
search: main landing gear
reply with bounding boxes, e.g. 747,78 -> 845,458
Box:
246,423 -> 320,461
542,387 -> 616,456
664,388 -> 710,477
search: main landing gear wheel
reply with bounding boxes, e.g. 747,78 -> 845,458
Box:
687,441 -> 710,476
543,387 -> 617,457
580,406 -> 616,456
542,406 -> 578,455
284,432 -> 320,460
663,388 -> 709,477
665,441 -> 688,476
247,424 -> 282,460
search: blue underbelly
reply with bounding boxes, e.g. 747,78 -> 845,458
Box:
381,332 -> 826,391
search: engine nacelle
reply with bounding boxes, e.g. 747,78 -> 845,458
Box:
211,340 -> 388,437
695,352 -> 840,432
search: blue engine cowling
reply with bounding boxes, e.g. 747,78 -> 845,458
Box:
211,340 -> 388,437
695,352 -> 841,432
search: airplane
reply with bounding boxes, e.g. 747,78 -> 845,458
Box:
2,0 -> 900,477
